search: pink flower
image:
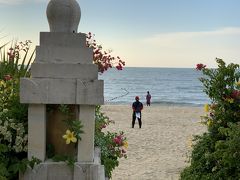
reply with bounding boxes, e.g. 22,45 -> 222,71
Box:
100,124 -> 106,129
113,138 -> 120,144
116,135 -> 122,140
196,63 -> 206,71
113,135 -> 123,145
121,149 -> 126,154
4,75 -> 12,81
116,64 -> 123,70
231,90 -> 240,99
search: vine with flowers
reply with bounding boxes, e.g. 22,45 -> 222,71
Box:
95,106 -> 128,179
181,58 -> 240,179
86,32 -> 125,73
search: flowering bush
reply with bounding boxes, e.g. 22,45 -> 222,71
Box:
86,32 -> 125,73
181,58 -> 240,179
95,106 -> 127,178
0,79 -> 28,153
0,40 -> 34,79
0,40 -> 35,179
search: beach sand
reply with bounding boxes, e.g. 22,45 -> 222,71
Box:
101,105 -> 206,180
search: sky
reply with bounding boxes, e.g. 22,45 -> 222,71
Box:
0,0 -> 240,68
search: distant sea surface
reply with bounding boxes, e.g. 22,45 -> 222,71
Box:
99,67 -> 209,106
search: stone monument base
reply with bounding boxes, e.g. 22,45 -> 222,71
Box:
19,148 -> 105,180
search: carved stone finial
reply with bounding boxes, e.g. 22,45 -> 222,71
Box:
46,0 -> 81,33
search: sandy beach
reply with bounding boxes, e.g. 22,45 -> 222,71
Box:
101,105 -> 206,180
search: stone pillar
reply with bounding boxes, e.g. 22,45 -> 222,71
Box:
28,104 -> 46,161
78,105 -> 95,162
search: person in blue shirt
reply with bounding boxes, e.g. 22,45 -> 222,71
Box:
132,96 -> 143,128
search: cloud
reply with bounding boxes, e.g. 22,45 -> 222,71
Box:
136,27 -> 240,67
0,0 -> 47,5
110,27 -> 240,67
144,27 -> 240,48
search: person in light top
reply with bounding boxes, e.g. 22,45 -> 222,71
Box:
132,96 -> 143,128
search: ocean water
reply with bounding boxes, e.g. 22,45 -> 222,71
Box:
99,67 -> 209,106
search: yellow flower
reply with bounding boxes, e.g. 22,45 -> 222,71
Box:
187,136 -> 193,149
0,80 -> 6,88
226,98 -> 234,104
62,130 -> 77,144
198,121 -> 204,125
207,119 -> 213,127
236,81 -> 240,86
123,141 -> 128,149
204,104 -> 209,113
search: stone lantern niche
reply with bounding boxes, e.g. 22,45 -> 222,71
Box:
20,0 -> 105,179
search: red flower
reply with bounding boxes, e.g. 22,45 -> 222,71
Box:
196,63 -> 206,71
4,75 -> 12,81
113,138 -> 120,145
231,90 -> 240,99
113,135 -> 123,145
116,135 -> 122,139
100,124 -> 106,129
121,149 -> 126,154
116,64 -> 123,70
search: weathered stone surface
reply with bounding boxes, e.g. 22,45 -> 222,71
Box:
47,162 -> 73,180
44,78 -> 76,104
73,164 -> 89,180
20,78 -> 76,104
40,32 -> 87,48
20,78 -> 103,105
76,80 -> 104,105
94,147 -> 101,164
20,163 -> 47,180
78,105 -> 95,162
20,162 -> 72,180
31,63 -> 98,79
20,78 -> 48,103
47,0 -> 81,33
20,162 -> 105,180
74,163 -> 105,180
28,104 -> 46,161
90,165 -> 105,180
35,46 -> 93,64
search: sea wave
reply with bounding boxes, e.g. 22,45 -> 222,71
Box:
104,100 -> 204,107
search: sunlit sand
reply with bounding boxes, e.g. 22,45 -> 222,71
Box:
101,105 -> 206,180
